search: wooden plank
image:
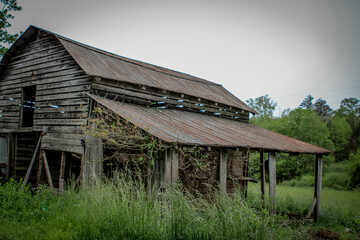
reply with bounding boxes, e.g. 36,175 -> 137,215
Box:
260,151 -> 265,201
41,150 -> 54,188
163,150 -> 172,185
268,151 -> 276,213
42,136 -> 83,147
22,136 -> 42,186
35,97 -> 89,107
4,60 -> 78,78
33,118 -> 87,126
83,136 -> 103,183
36,153 -> 43,185
34,111 -> 88,119
9,48 -> 68,67
2,65 -> 81,82
36,84 -> 90,96
0,69 -> 86,88
59,151 -> 66,190
306,198 -> 317,219
39,125 -> 85,134
35,92 -> 86,102
219,149 -> 227,192
0,99 -> 20,106
314,154 -> 323,221
8,54 -> 73,72
171,149 -> 179,183
34,105 -> 89,114
41,142 -> 84,155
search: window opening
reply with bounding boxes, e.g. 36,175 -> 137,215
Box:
21,85 -> 36,127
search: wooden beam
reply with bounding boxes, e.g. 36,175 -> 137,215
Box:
36,153 -> 43,185
83,136 -> 103,183
219,149 -> 227,192
22,135 -> 42,186
268,151 -> 276,213
171,150 -> 179,183
162,149 -> 178,186
314,154 -> 323,221
41,150 -> 53,188
260,151 -> 265,201
306,198 -> 317,219
59,151 -> 66,190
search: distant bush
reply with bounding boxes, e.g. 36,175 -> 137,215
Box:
281,175 -> 315,187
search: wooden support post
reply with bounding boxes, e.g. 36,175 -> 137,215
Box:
314,154 -> 323,221
23,136 -> 42,186
59,152 -> 66,190
268,151 -> 276,213
219,149 -> 227,192
83,136 -> 103,184
42,150 -> 54,188
162,149 -> 178,186
260,150 -> 265,201
36,155 -> 43,185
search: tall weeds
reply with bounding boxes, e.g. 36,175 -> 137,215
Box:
1,174 -> 311,240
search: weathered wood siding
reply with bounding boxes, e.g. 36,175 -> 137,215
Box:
91,78 -> 250,122
0,30 -> 90,154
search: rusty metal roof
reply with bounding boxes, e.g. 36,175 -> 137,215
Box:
53,32 -> 255,113
90,94 -> 331,154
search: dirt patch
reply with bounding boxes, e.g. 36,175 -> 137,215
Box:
310,229 -> 341,240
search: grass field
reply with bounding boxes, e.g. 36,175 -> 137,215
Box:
0,178 -> 359,239
248,182 -> 360,214
248,182 -> 360,238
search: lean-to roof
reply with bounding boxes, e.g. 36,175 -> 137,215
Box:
90,94 -> 331,154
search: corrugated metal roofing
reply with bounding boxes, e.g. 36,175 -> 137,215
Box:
53,32 -> 255,113
90,94 -> 331,154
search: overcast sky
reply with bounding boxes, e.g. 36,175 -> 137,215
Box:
7,0 -> 360,116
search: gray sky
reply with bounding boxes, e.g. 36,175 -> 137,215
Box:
8,0 -> 360,116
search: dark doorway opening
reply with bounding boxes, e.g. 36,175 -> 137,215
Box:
21,85 -> 36,128
39,151 -> 81,188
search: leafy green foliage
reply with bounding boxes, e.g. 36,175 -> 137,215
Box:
328,116 -> 352,161
0,0 -> 22,56
348,150 -> 360,190
336,98 -> 360,155
246,94 -> 277,119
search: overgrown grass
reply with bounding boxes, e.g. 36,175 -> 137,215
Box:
248,182 -> 360,238
0,175 -> 311,240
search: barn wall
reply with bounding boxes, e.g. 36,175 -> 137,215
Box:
0,30 -> 90,154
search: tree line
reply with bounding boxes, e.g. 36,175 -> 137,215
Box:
246,95 -> 360,190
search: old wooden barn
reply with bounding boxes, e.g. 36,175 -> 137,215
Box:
0,26 -> 330,219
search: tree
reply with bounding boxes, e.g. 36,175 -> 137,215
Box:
336,97 -> 360,154
0,0 -> 22,56
299,95 -> 314,109
328,116 -> 352,161
246,94 -> 277,119
314,98 -> 332,117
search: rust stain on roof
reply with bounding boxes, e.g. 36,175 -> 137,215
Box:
90,94 -> 331,154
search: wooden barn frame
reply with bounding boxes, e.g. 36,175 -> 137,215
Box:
0,26 -> 330,220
